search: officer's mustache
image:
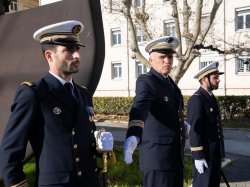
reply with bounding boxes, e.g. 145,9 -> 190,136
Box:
71,60 -> 80,65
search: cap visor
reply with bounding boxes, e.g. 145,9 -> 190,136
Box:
41,41 -> 86,47
150,49 -> 176,54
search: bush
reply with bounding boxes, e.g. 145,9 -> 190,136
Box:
93,96 -> 250,121
217,96 -> 250,120
93,97 -> 134,115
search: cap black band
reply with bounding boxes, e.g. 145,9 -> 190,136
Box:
150,48 -> 176,54
41,40 -> 85,47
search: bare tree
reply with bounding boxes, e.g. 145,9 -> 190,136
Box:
102,0 -> 248,83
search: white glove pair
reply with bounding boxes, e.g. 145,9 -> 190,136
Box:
123,136 -> 138,164
195,159 -> 208,174
94,131 -> 114,151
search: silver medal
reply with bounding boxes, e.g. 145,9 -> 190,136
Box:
53,107 -> 62,115
164,96 -> 169,102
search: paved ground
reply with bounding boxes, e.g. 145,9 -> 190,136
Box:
221,129 -> 250,187
96,122 -> 250,187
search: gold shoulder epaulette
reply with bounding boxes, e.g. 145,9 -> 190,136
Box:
21,81 -> 33,87
143,73 -> 150,76
194,93 -> 199,96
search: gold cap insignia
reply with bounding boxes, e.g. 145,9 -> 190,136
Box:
166,37 -> 174,43
72,25 -> 81,34
53,107 -> 62,115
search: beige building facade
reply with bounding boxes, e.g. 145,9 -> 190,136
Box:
6,0 -> 38,12
39,0 -> 250,96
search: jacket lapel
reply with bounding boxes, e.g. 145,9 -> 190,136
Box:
73,85 -> 94,125
43,73 -> 76,112
150,69 -> 175,98
199,87 -> 218,111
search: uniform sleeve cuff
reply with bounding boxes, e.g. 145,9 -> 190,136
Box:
191,147 -> 205,159
10,179 -> 29,187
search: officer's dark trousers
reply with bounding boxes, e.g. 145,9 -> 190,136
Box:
192,159 -> 221,187
36,173 -> 79,187
143,169 -> 183,187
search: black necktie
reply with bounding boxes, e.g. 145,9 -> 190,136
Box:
165,76 -> 175,91
64,82 -> 77,105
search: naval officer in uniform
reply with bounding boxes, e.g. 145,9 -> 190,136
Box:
0,20 -> 113,187
123,36 -> 187,187
187,61 -> 225,187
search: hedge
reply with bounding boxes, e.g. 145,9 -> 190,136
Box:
93,96 -> 250,120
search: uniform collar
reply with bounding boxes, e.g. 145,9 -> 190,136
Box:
49,71 -> 74,87
200,86 -> 213,96
150,67 -> 168,81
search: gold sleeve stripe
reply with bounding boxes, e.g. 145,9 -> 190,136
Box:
21,81 -> 33,87
190,146 -> 203,151
11,179 -> 29,187
128,120 -> 144,129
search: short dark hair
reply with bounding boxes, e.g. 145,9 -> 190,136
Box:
41,44 -> 57,54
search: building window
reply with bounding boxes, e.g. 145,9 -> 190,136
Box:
235,58 -> 250,73
136,28 -> 146,43
111,29 -> 121,46
199,61 -> 213,69
135,0 -> 141,7
136,62 -> 149,77
236,9 -> 250,30
111,62 -> 122,79
9,0 -> 18,12
164,21 -> 176,36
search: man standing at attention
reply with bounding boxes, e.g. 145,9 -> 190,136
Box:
0,20 -> 113,187
124,36 -> 186,187
187,61 -> 225,187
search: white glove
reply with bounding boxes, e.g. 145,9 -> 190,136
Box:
124,136 -> 138,165
195,159 -> 208,174
184,121 -> 191,139
94,131 -> 114,151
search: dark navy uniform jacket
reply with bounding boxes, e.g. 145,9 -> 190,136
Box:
0,73 -> 100,187
187,87 -> 225,160
126,68 -> 185,171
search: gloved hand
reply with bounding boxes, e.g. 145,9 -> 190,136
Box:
94,131 -> 114,151
124,136 -> 138,164
184,121 -> 191,139
195,159 -> 208,174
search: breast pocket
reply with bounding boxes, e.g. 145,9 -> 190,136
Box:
144,136 -> 178,170
149,137 -> 176,156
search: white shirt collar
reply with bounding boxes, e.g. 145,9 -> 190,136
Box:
49,71 -> 74,87
201,86 -> 213,96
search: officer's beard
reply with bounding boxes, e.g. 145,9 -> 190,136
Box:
207,77 -> 219,91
